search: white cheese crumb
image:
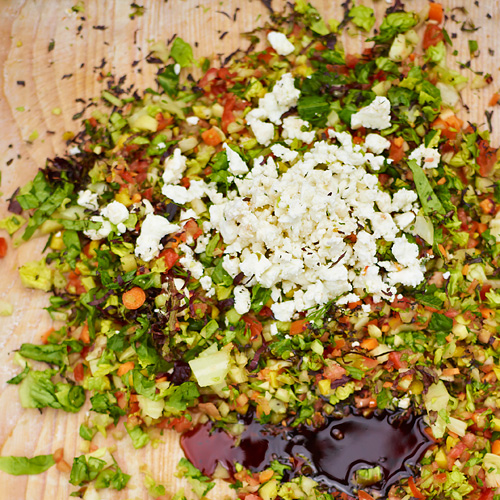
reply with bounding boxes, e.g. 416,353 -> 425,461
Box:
101,200 -> 129,225
223,143 -> 249,175
135,214 -> 180,262
246,72 -> 300,145
270,144 -> 299,162
174,63 -> 181,75
179,244 -> 204,279
398,397 -> 410,409
364,133 -> 391,154
391,235 -> 420,267
142,198 -> 155,215
248,120 -> 274,146
351,96 -> 392,130
162,148 -> 187,187
205,135 -> 424,318
234,285 -> 251,315
408,144 -> 441,169
271,301 -> 296,322
200,275 -> 213,291
267,31 -> 295,56
77,189 -> 99,211
282,116 -> 316,144
186,116 -> 199,125
83,216 -> 112,241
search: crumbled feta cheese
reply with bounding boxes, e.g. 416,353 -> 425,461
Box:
270,144 -> 298,162
200,275 -> 213,291
351,96 -> 392,130
394,211 -> 415,230
173,278 -> 190,302
248,119 -> 275,146
84,216 -> 112,241
143,199 -> 155,215
408,144 -> 441,169
206,135 -> 424,318
364,133 -> 391,154
68,146 -> 81,155
77,189 -> 99,211
391,189 -> 418,212
179,244 -> 204,279
336,293 -> 361,306
101,201 -> 129,225
186,116 -> 199,125
163,179 -> 212,205
282,116 -> 315,144
180,209 -> 198,222
234,285 -> 251,314
162,148 -> 187,187
195,234 -> 210,254
391,235 -> 419,267
223,143 -> 249,175
443,271 -> 450,279
387,265 -> 424,287
174,63 -> 181,75
246,73 -> 300,145
135,214 -> 180,262
398,397 -> 411,409
271,301 -> 296,322
271,73 -> 300,116
267,31 -> 295,56
222,255 -> 241,278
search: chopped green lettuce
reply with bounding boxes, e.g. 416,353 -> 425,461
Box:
0,454 -> 55,475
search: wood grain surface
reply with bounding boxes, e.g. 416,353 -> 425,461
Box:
0,1 -> 499,499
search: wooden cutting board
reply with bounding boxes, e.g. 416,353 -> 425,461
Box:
0,1 -> 498,499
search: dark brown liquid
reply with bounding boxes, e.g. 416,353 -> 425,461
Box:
180,409 -> 431,496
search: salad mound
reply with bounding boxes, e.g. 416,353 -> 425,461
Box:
2,1 -> 500,499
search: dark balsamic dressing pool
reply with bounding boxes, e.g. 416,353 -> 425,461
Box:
180,408 -> 431,497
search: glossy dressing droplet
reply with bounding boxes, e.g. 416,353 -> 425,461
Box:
180,409 -> 431,496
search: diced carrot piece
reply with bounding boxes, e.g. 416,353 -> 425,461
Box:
477,222 -> 488,234
389,137 -> 405,163
428,2 -> 444,23
56,460 -> 72,473
41,327 -> 55,345
358,491 -> 376,500
290,319 -> 308,335
438,244 -> 447,258
361,337 -> 379,350
490,93 -> 500,107
480,307 -> 495,319
117,361 -> 135,377
122,286 -> 146,310
408,476 -> 425,499
259,469 -> 274,483
80,323 -> 90,344
479,198 -> 495,214
492,440 -> 500,455
53,448 -> 64,463
201,127 -> 223,146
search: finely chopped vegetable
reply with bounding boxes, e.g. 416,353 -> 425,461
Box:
2,2 -> 500,500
